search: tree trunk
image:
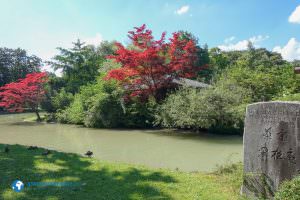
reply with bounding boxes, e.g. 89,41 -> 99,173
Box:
35,110 -> 41,122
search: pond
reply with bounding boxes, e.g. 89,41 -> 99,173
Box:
0,113 -> 243,172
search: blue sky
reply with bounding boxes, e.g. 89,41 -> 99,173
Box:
0,0 -> 300,63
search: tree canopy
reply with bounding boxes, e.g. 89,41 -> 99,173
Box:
0,47 -> 41,86
0,72 -> 48,120
49,40 -> 116,93
105,24 -> 207,101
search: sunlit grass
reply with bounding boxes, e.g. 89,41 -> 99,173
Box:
0,144 -> 246,200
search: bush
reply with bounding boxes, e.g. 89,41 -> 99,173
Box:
51,89 -> 74,111
156,88 -> 214,129
56,78 -> 104,124
56,75 -> 157,128
56,96 -> 85,124
122,97 -> 157,128
275,176 -> 300,200
84,82 -> 157,128
40,75 -> 67,113
84,81 -> 124,128
275,93 -> 300,101
156,84 -> 249,133
41,88 -> 73,113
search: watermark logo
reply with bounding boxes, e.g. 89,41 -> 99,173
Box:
27,181 -> 82,188
11,180 -> 24,192
11,180 -> 84,192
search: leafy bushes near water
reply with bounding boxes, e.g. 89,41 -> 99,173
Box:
156,84 -> 249,133
84,95 -> 156,128
56,96 -> 85,124
56,77 -> 157,128
51,89 -> 74,111
41,88 -> 74,113
83,81 -> 124,128
122,97 -> 157,128
51,48 -> 299,132
155,64 -> 299,134
56,77 -> 113,125
55,65 -> 299,133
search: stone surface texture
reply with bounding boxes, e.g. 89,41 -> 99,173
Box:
242,101 -> 300,199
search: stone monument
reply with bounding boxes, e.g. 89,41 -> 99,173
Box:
242,101 -> 300,199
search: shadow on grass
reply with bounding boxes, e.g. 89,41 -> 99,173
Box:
0,144 -> 176,200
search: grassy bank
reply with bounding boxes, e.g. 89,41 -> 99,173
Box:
0,144 -> 245,200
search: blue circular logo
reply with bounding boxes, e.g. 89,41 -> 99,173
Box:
11,180 -> 24,192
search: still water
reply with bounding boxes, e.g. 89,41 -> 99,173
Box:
0,113 -> 243,172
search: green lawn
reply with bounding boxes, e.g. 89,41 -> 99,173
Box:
0,144 -> 246,200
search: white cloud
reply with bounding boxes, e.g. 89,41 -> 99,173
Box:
218,35 -> 269,51
273,38 -> 300,61
219,40 -> 249,51
289,5 -> 300,24
83,33 -> 103,46
175,5 -> 189,15
224,36 -> 236,44
248,35 -> 269,43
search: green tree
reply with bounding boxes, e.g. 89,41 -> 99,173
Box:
236,45 -> 286,69
177,31 -> 210,83
50,40 -> 116,93
205,47 -> 230,82
0,47 -> 41,86
207,44 -> 287,82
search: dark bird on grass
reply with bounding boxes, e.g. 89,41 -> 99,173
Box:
42,150 -> 51,156
84,151 -> 93,158
27,146 -> 38,150
4,145 -> 9,153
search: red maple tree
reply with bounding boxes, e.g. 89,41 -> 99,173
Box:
0,72 -> 48,121
105,24 -> 205,101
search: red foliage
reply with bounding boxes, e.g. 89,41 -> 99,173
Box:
105,24 -> 204,101
0,72 -> 48,112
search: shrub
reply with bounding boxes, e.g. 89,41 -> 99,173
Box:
275,93 -> 300,101
56,78 -> 104,124
275,176 -> 300,200
84,81 -> 124,128
157,88 -> 215,129
44,113 -> 56,122
56,96 -> 85,124
51,88 -> 74,111
156,84 -> 249,133
40,93 -> 55,113
41,86 -> 73,114
56,75 -> 157,128
122,97 -> 157,128
84,82 -> 157,128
